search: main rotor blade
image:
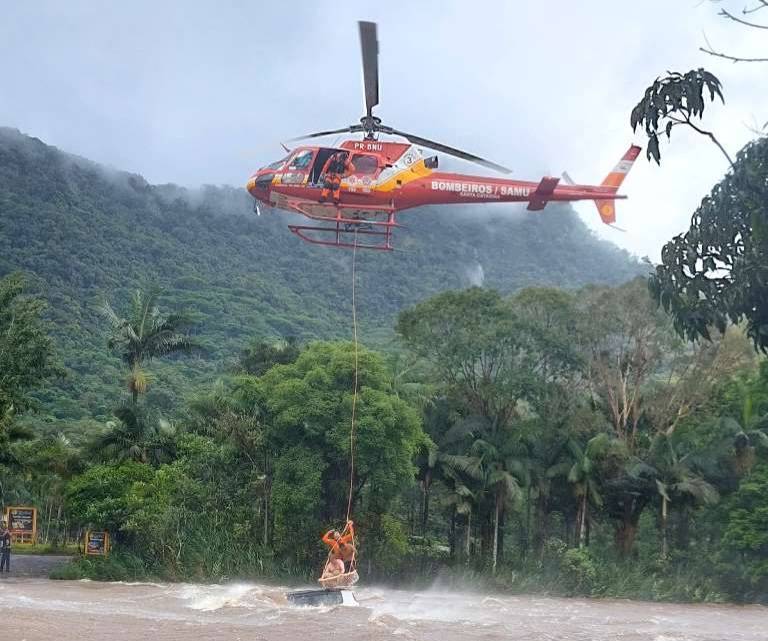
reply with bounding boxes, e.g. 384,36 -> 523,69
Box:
388,128 -> 512,174
359,21 -> 379,118
285,124 -> 364,143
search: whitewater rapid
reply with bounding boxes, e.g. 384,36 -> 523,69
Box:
2,579 -> 766,640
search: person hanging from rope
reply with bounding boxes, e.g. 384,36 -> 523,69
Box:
321,520 -> 355,578
319,151 -> 354,205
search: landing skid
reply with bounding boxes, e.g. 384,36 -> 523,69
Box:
285,199 -> 399,250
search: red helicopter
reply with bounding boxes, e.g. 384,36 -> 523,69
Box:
247,22 -> 641,251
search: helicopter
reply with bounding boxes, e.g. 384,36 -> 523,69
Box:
246,21 -> 641,251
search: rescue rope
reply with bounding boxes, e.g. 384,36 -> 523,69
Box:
346,229 -> 359,522
319,229 -> 360,585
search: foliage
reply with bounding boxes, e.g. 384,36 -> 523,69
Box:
559,547 -> 598,593
631,69 -> 727,164
649,136 -> 768,352
0,272 -> 61,418
49,551 -> 149,581
65,461 -> 154,532
270,445 -> 327,565
238,336 -> 301,376
122,461 -> 206,577
101,286 -> 201,402
254,342 -> 424,547
723,464 -> 768,589
91,403 -> 177,465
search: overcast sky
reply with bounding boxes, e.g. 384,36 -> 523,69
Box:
2,1 -> 765,259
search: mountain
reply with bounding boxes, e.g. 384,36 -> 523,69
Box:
0,127 -> 645,426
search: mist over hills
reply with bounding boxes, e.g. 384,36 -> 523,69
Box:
0,127 -> 645,425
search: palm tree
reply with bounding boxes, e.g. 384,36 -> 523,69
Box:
100,287 -> 200,403
92,403 -> 177,465
568,432 -> 626,548
635,432 -> 719,558
553,433 -> 621,549
718,380 -> 768,476
443,467 -> 478,560
443,415 -> 528,572
413,396 -> 454,536
0,406 -> 34,464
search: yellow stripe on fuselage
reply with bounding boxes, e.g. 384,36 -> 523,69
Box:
366,159 -> 433,193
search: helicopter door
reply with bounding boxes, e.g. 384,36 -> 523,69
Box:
309,148 -> 338,185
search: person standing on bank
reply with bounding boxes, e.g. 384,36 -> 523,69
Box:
0,520 -> 11,573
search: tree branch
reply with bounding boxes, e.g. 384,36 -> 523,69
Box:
719,8 -> 768,28
699,45 -> 768,63
684,115 -> 736,166
742,0 -> 768,15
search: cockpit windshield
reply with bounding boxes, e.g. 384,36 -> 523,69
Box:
287,149 -> 314,170
265,155 -> 290,171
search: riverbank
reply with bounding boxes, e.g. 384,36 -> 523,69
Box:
48,547 -> 761,605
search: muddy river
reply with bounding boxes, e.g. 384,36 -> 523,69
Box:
2,579 -> 765,641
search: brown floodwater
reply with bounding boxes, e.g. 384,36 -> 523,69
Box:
2,578 -> 766,641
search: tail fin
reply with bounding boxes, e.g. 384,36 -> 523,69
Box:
594,145 -> 641,224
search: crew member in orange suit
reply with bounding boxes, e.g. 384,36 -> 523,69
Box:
319,151 -> 354,205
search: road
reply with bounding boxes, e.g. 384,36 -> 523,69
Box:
1,554 -> 71,578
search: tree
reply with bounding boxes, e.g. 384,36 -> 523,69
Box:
643,327 -> 754,438
579,278 -> 669,454
16,433 -> 83,544
270,445 -> 327,566
648,137 -> 768,352
560,433 -> 620,549
443,466 -> 477,560
396,288 -> 528,425
65,461 -> 154,533
397,289 -> 533,569
716,377 -> 768,475
723,463 -> 768,591
630,69 -> 729,165
100,287 -> 200,403
0,272 -> 60,419
91,403 -> 177,465
511,288 -> 586,559
640,432 -> 719,558
577,279 -> 673,555
442,413 -> 529,572
251,341 -> 424,568
237,336 -> 301,376
0,272 -> 61,505
188,378 -> 272,544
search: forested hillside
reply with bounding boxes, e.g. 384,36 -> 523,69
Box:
0,127 -> 643,425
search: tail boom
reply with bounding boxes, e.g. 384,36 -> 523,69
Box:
398,145 -> 641,224
593,145 -> 641,224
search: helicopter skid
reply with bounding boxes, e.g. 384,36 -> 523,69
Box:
288,221 -> 395,250
285,199 -> 399,250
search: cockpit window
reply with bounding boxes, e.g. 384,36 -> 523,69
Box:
288,150 -> 314,170
351,153 -> 379,174
266,155 -> 290,170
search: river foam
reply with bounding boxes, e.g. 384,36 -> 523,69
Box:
1,579 -> 766,641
